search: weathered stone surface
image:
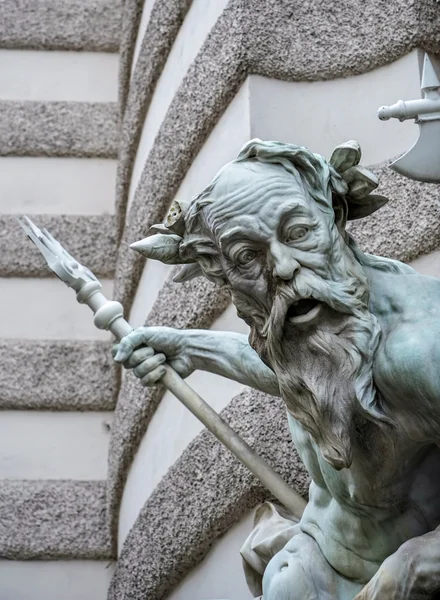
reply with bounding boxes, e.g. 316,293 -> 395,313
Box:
117,0 -> 149,118
0,340 -> 117,411
248,0 -> 440,81
0,101 -> 119,158
109,388 -> 309,600
0,0 -> 122,52
0,480 -> 113,559
115,0 -> 193,237
1,214 -> 117,278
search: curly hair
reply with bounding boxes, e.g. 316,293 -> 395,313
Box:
184,138 -> 347,234
178,138 -> 408,280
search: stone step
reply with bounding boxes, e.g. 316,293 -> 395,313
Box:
1,214 -> 117,278
0,339 -> 117,411
0,480 -> 113,559
0,0 -> 122,52
0,101 -> 119,158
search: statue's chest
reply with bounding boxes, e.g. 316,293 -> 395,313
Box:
287,412 -> 408,512
290,411 -> 440,525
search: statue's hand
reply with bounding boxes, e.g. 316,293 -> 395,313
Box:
354,536 -> 437,600
113,327 -> 195,386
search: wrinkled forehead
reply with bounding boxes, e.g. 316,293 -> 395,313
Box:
202,160 -> 314,237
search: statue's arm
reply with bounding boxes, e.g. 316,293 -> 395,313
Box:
113,327 -> 280,396
189,330 -> 280,395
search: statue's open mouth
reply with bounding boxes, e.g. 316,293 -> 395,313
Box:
286,298 -> 323,325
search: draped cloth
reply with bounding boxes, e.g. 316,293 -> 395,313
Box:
240,502 -> 301,598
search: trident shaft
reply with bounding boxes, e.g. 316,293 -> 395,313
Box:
18,215 -> 306,518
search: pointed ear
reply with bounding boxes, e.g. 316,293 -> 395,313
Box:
173,263 -> 204,283
346,194 -> 389,220
130,233 -> 189,264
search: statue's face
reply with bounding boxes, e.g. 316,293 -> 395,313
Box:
202,161 -> 338,331
198,160 -> 375,470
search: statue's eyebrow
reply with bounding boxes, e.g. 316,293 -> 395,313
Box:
219,227 -> 263,250
277,203 -> 311,226
218,202 -> 308,249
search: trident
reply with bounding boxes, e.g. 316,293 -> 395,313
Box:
18,215 -> 306,518
377,53 -> 440,183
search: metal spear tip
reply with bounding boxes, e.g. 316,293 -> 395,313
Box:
17,214 -> 58,264
18,214 -> 99,288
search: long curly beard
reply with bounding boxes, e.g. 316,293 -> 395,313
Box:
249,260 -> 384,471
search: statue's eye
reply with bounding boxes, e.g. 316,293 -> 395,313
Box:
236,248 -> 257,266
283,225 -> 309,244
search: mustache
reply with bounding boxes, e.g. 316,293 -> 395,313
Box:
262,269 -> 368,342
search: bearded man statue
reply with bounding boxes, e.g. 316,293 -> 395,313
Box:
114,139 -> 440,600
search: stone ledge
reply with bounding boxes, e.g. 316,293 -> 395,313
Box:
0,339 -> 117,411
0,480 -> 113,559
248,0 -> 439,82
0,101 -> 119,158
109,388 -> 309,599
0,0 -> 122,52
1,214 -> 117,278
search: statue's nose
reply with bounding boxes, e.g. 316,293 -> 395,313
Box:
269,242 -> 300,281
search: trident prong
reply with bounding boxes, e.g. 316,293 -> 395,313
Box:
17,215 -> 98,291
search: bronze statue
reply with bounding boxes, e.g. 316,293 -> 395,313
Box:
115,138 -> 440,600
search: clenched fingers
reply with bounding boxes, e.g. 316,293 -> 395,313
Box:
133,353 -> 166,379
140,366 -> 167,386
113,329 -> 151,363
123,346 -> 155,369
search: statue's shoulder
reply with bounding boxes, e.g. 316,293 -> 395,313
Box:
371,268 -> 440,328
373,271 -> 440,407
